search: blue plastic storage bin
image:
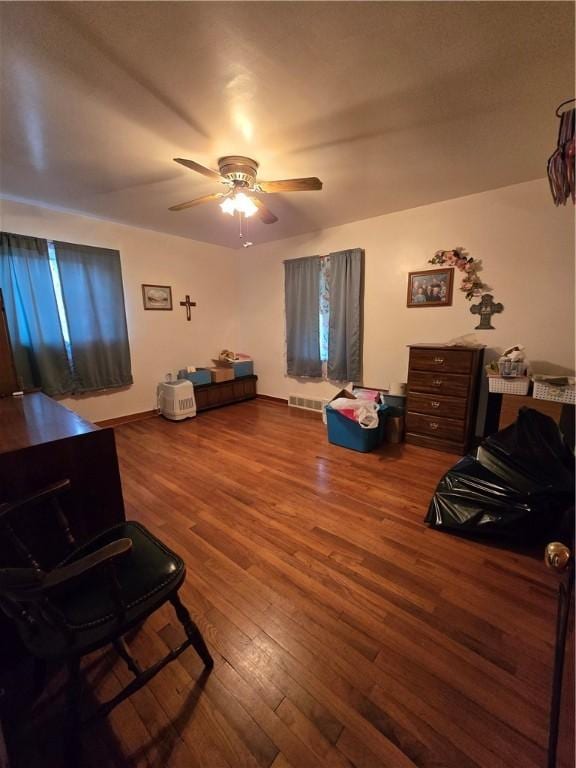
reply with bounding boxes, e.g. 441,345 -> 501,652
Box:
325,404 -> 388,452
232,360 -> 254,377
181,370 -> 212,386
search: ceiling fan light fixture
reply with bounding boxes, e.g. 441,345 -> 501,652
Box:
219,191 -> 258,218
235,192 -> 258,217
220,197 -> 236,216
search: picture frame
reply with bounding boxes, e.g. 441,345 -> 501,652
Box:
142,284 -> 173,310
407,268 -> 454,308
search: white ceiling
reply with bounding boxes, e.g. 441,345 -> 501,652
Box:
0,2 -> 574,248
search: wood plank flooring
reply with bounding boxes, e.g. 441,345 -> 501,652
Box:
11,400 -> 561,767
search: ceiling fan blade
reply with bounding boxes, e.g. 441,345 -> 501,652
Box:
257,177 -> 322,193
253,198 -> 279,224
173,158 -> 224,182
169,192 -> 224,212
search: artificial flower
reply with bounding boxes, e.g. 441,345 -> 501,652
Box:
428,249 -> 486,300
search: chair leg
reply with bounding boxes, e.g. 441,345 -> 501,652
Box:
169,591 -> 214,668
113,636 -> 142,677
64,657 -> 82,767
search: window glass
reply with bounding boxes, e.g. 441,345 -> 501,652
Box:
319,255 -> 331,362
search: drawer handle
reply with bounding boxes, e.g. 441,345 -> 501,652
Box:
433,357 -> 445,364
432,379 -> 443,386
431,401 -> 440,408
429,422 -> 439,430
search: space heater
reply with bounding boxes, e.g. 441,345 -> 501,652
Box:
157,380 -> 196,421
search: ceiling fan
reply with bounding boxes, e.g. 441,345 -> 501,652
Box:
168,156 -> 322,225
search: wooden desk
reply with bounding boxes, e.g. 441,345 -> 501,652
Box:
0,392 -> 125,566
0,393 -> 127,729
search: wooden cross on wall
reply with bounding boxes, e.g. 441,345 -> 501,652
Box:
470,293 -> 503,330
179,294 -> 197,321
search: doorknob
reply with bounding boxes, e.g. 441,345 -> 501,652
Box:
545,542 -> 571,573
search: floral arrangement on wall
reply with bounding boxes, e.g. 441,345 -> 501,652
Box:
428,249 -> 486,300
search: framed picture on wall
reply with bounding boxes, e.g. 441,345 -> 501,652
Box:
407,268 -> 454,308
142,284 -> 173,310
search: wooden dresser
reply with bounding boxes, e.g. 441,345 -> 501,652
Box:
405,344 -> 484,454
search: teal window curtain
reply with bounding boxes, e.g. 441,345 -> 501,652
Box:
0,232 -> 73,395
284,256 -> 322,377
327,248 -> 364,382
53,241 -> 133,393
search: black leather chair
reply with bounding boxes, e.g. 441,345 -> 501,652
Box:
0,479 -> 213,763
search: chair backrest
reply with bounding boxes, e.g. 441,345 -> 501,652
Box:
0,480 -> 77,642
0,479 -> 76,570
0,566 -> 45,621
1,481 -> 134,650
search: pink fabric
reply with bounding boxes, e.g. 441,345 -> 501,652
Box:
338,408 -> 358,422
352,388 -> 380,402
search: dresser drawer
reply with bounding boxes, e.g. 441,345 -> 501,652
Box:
407,393 -> 467,420
409,348 -> 473,374
408,370 -> 470,398
406,412 -> 466,442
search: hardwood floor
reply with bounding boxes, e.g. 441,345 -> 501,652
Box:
11,400 -> 561,767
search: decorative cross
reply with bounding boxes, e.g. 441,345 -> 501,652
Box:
179,294 -> 197,321
470,293 -> 503,330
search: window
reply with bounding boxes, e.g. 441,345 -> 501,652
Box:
0,231 -> 132,396
47,240 -> 74,371
319,255 -> 331,363
285,248 -> 363,382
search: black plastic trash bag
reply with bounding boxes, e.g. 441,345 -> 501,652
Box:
482,407 -> 574,491
425,408 -> 575,542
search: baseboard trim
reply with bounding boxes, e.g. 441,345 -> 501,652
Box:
97,397 -> 287,426
256,394 -> 288,405
96,409 -> 159,428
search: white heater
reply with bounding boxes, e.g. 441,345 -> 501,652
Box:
157,380 -> 196,421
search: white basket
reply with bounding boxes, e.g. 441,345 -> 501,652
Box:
532,380 -> 576,404
488,376 -> 530,395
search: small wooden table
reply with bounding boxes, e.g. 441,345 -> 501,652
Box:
499,394 -> 564,429
491,392 -> 575,448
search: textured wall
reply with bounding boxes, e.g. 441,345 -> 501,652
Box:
235,179 -> 575,409
0,198 -> 239,421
